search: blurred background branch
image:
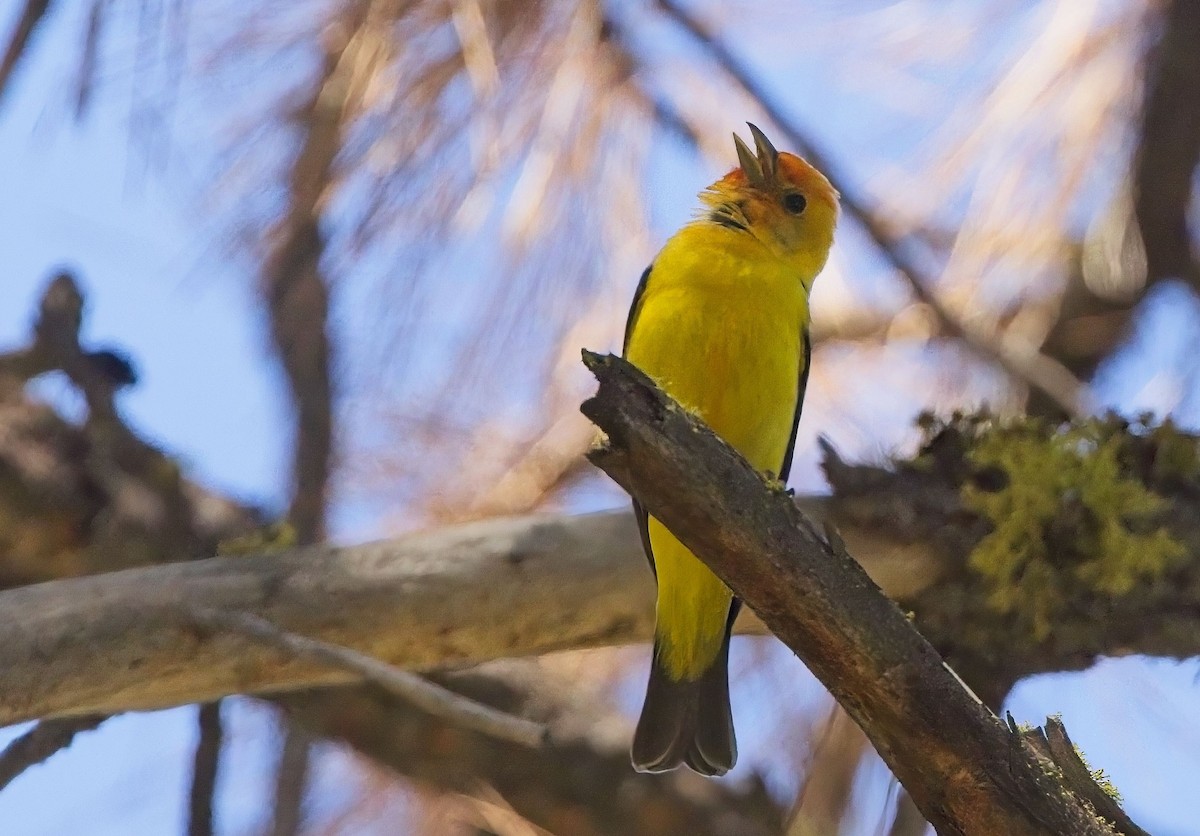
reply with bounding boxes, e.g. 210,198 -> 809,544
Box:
0,716 -> 108,794
257,3 -> 362,830
0,0 -> 52,105
3,0 -> 1200,831
1134,0 -> 1200,289
187,703 -> 222,836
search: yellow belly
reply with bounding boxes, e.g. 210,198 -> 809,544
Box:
625,233 -> 807,680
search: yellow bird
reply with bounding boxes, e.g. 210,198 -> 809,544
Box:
623,124 -> 838,775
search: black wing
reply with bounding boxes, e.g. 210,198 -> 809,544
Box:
623,265 -> 657,577
777,330 -> 812,483
623,264 -> 653,354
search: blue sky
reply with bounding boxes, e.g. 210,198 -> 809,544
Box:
0,8 -> 294,833
0,96 -> 289,513
3,2 -> 1200,834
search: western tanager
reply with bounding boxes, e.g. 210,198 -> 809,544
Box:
623,124 -> 838,776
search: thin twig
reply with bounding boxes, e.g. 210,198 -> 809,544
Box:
186,606 -> 548,748
0,715 -> 109,791
655,0 -> 1090,417
187,702 -> 223,836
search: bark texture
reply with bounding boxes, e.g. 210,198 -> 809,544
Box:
581,351 -> 1125,836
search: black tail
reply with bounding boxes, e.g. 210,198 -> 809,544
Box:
631,630 -> 736,776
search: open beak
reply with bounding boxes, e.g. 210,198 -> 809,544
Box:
733,122 -> 780,188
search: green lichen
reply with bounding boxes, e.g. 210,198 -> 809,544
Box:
1143,417 -> 1200,485
920,414 -> 1186,641
1085,762 -> 1123,805
1054,718 -> 1124,805
216,520 -> 296,557
764,473 -> 790,493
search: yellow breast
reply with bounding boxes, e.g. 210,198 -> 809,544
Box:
624,223 -> 810,679
625,225 -> 807,471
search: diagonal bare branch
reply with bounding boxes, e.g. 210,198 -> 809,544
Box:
654,0 -> 1091,417
580,350 -> 1130,834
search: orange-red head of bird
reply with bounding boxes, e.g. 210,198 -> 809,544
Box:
698,123 -> 839,282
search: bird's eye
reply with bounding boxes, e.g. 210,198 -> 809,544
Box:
783,193 -> 807,215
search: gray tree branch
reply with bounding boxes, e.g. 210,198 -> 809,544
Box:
0,468 -> 1195,736
0,512 -> 744,727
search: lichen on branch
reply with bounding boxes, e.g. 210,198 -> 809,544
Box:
914,413 -> 1187,639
